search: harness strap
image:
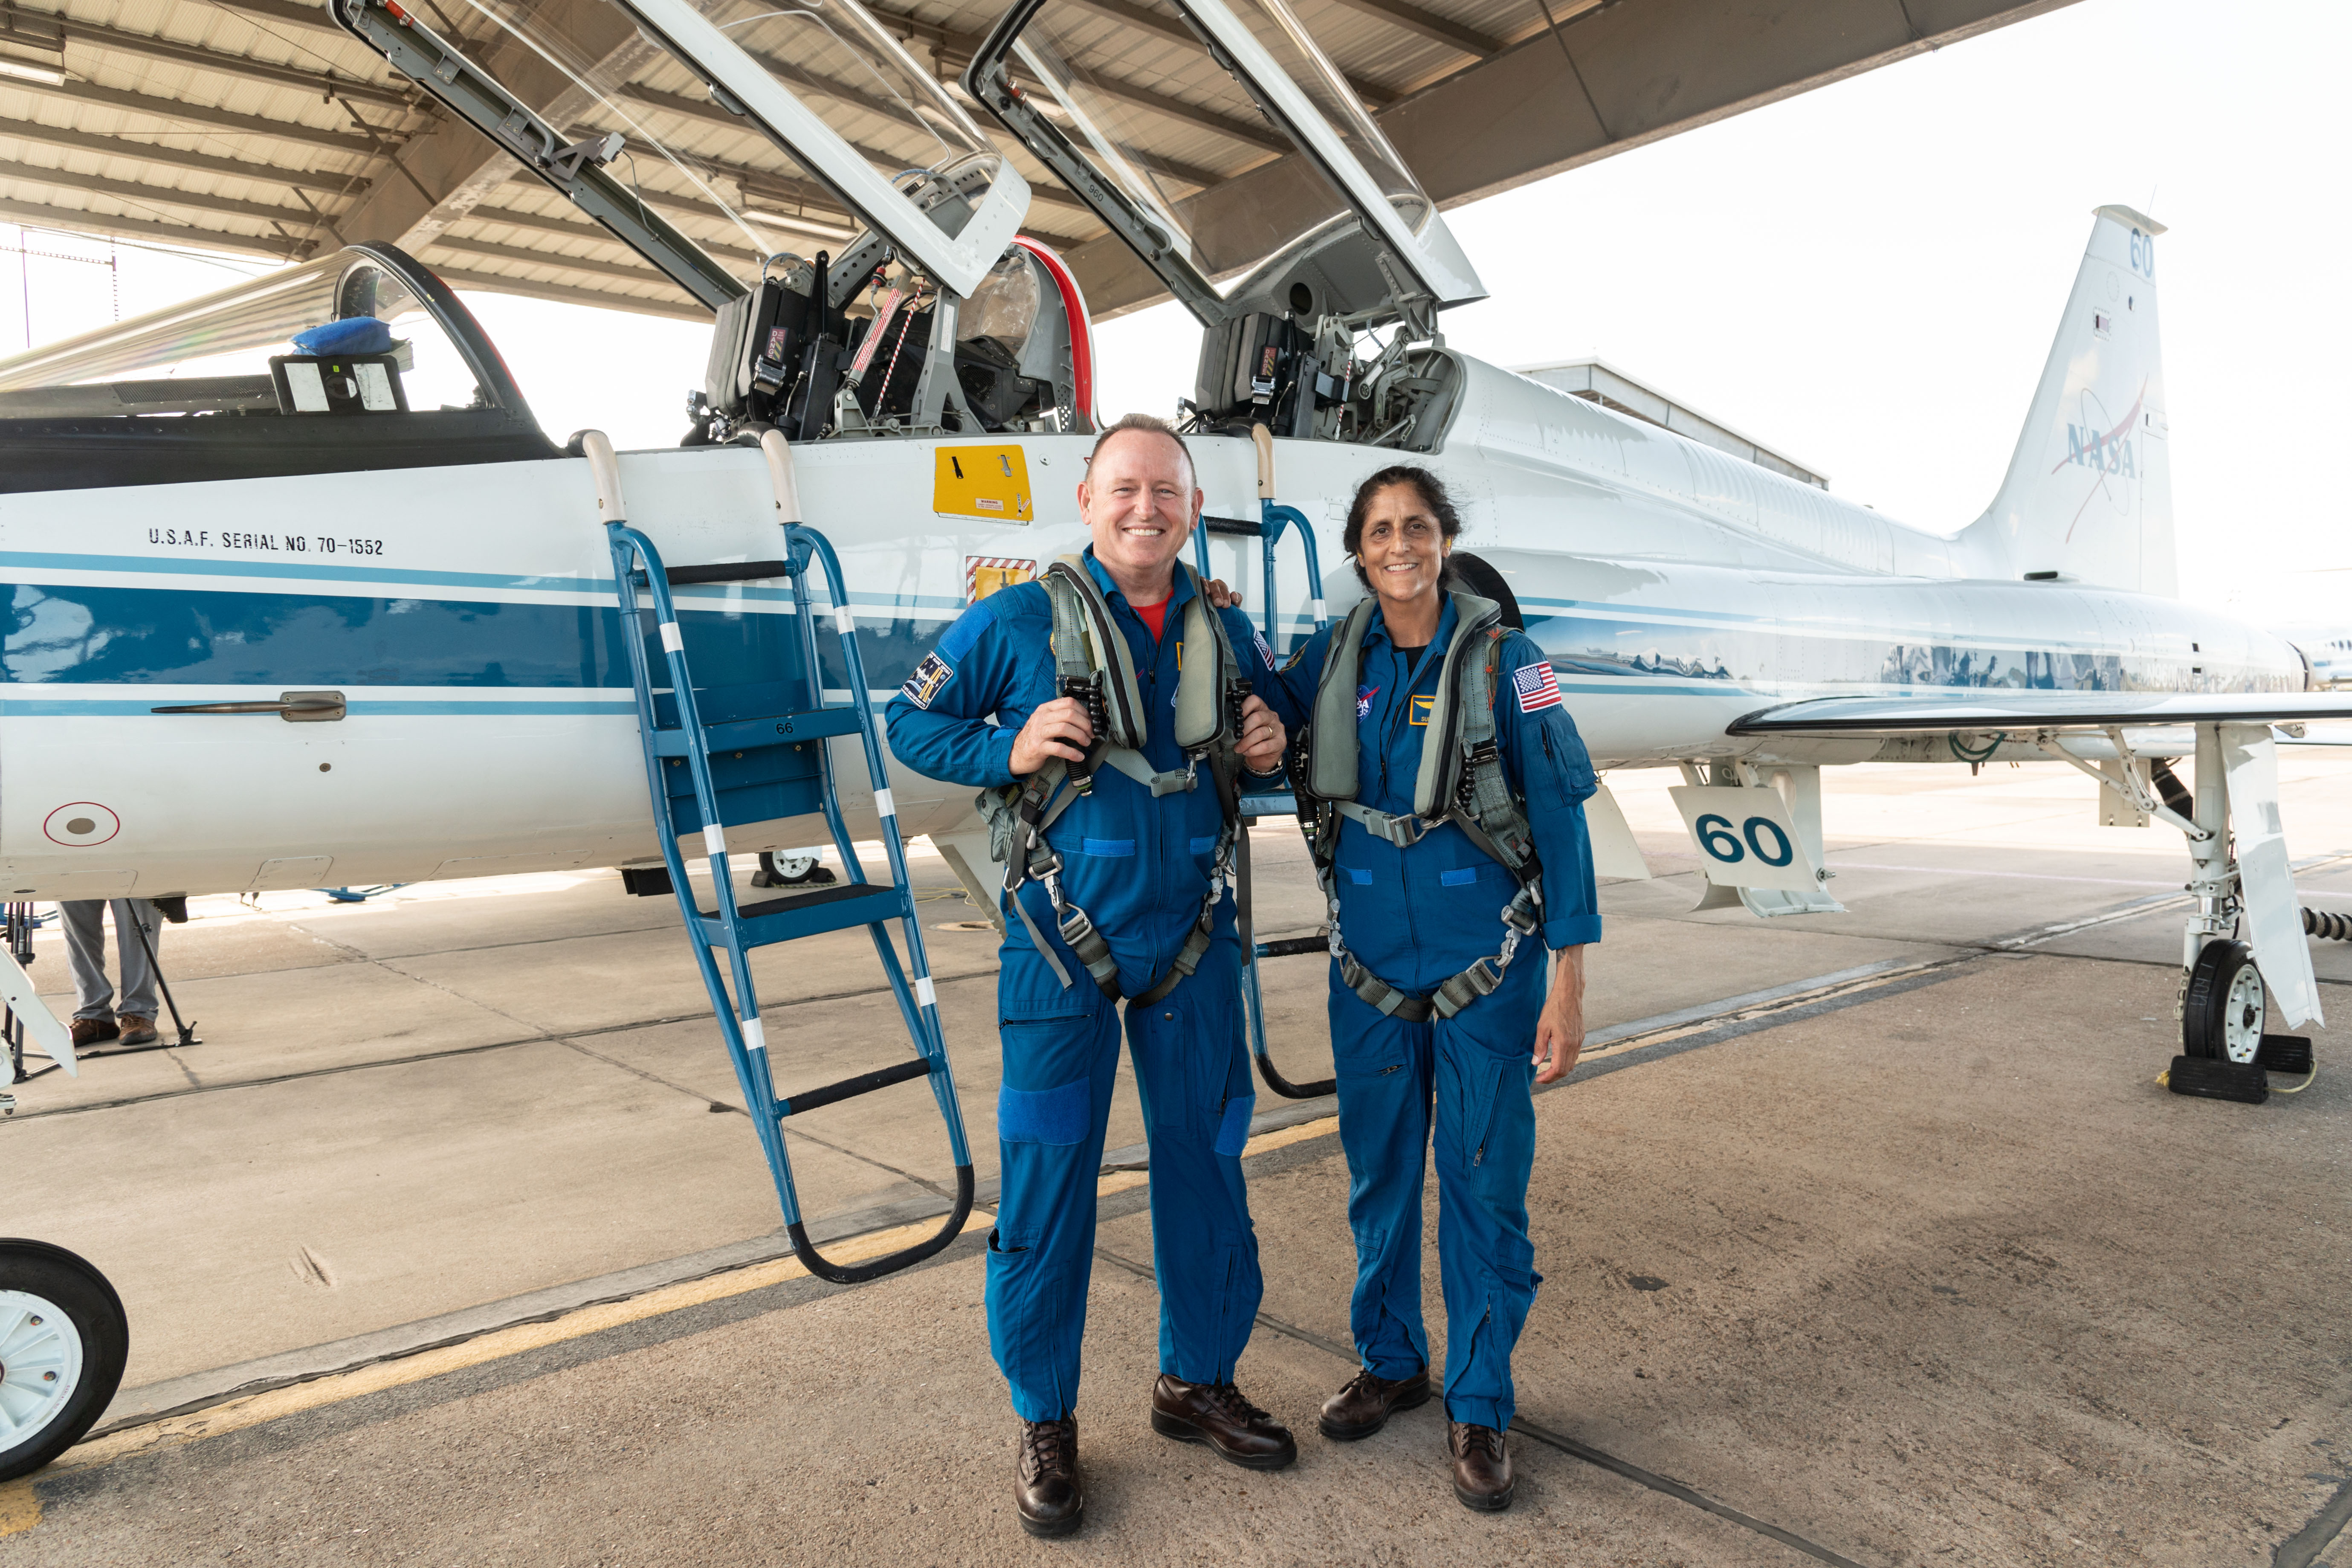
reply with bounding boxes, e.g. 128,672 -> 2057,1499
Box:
1102,747 -> 1199,797
1295,591 -> 1554,1021
976,560 -> 1250,1003
1334,799 -> 1430,847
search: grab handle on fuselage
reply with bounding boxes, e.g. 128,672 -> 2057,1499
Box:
152,691 -> 345,722
579,429 -> 628,528
759,428 -> 802,526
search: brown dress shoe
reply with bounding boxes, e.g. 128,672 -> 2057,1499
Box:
115,1015 -> 159,1047
1150,1375 -> 1297,1470
1014,1415 -> 1082,1538
69,1017 -> 119,1048
1448,1421 -> 1514,1512
1319,1366 -> 1432,1440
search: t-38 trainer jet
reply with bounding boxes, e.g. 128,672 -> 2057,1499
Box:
0,0 -> 2343,1481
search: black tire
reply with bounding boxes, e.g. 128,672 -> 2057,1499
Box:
0,1240 -> 129,1482
2182,940 -> 2266,1066
1446,551 -> 1524,631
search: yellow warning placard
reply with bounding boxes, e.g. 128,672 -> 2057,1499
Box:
934,445 -> 1033,524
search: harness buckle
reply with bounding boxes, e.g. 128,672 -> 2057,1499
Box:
1381,813 -> 1428,848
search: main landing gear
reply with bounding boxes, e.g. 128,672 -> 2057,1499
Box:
2042,723 -> 2324,1107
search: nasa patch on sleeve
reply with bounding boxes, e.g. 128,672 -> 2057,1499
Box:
901,651 -> 955,709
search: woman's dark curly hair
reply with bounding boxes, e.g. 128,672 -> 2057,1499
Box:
1342,465 -> 1461,591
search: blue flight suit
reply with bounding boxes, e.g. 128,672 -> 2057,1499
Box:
884,551 -> 1295,1422
1274,597 -> 1600,1431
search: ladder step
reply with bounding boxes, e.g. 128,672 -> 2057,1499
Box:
663,559 -> 792,586
778,1056 -> 933,1117
653,706 -> 865,756
698,882 -> 909,947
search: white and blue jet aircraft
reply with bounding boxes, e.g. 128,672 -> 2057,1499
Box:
0,0 -> 2339,1083
3,0 -> 2350,1484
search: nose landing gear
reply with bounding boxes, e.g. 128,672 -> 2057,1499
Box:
0,1240 -> 128,1483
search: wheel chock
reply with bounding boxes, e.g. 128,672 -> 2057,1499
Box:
2164,1054 -> 2268,1104
2256,1035 -> 2314,1075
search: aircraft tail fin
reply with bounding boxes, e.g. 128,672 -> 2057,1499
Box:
1962,206 -> 2175,594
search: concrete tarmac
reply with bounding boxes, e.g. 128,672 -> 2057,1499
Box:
5,753 -> 2352,1565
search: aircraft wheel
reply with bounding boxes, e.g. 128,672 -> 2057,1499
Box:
0,1241 -> 128,1483
2182,939 -> 2266,1066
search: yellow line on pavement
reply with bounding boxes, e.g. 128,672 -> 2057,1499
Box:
2,1122 -> 1344,1538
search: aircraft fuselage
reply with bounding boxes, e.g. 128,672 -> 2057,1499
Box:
0,354 -> 2302,901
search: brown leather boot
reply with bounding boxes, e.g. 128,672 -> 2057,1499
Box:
115,1015 -> 158,1046
1149,1375 -> 1297,1470
1318,1366 -> 1431,1440
1448,1420 -> 1514,1512
1014,1415 -> 1082,1538
69,1017 -> 118,1048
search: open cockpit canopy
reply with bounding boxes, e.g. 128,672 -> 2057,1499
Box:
335,0 -> 1029,305
965,0 -> 1480,325
0,245 -> 509,414
0,244 -> 559,493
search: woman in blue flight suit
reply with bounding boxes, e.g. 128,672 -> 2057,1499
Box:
1271,465 -> 1599,1513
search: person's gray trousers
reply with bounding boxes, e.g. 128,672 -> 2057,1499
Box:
59,899 -> 161,1022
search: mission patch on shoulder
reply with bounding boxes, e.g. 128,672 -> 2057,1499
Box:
901,651 -> 955,708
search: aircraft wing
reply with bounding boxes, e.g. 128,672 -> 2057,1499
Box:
1728,691 -> 2352,736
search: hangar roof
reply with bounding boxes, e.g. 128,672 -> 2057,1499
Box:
0,0 -> 2075,324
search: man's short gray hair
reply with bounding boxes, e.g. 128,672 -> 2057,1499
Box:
1086,411 -> 1196,489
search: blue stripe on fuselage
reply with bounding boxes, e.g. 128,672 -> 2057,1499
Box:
0,576 -> 2279,707
1,582 -> 957,692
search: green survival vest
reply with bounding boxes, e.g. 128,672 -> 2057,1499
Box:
1296,591 -> 1544,1022
979,558 -> 1252,1005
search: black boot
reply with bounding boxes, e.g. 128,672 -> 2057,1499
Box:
1015,1414 -> 1082,1538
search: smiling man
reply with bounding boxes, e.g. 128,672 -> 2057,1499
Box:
885,414 -> 1298,1539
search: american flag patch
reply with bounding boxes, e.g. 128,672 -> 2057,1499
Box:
1512,662 -> 1562,713
1253,629 -> 1274,668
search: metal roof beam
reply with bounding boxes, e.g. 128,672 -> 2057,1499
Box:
202,0 -> 350,38
0,191 -> 311,261
426,230 -> 668,283
43,14 -> 414,110
608,84 -> 1097,220
0,157 -> 341,236
427,263 -> 713,322
1319,0 -> 1499,56
0,116 -> 372,197
1059,67 -> 1286,153
0,74 -> 387,155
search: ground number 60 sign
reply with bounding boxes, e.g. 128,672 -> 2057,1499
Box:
1667,785 -> 1822,892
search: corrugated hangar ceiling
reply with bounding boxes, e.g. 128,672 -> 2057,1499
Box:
0,0 -> 2073,323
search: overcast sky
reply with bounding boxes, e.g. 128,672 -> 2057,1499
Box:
9,0 -> 2343,617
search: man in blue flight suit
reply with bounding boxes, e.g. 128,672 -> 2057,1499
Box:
885,414 -> 1299,1539
1269,466 -> 1600,1512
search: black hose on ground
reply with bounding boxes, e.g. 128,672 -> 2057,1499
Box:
2305,906 -> 2352,942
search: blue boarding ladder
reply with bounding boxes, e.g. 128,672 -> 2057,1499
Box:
1193,423 -> 1333,1101
582,429 -> 973,1285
